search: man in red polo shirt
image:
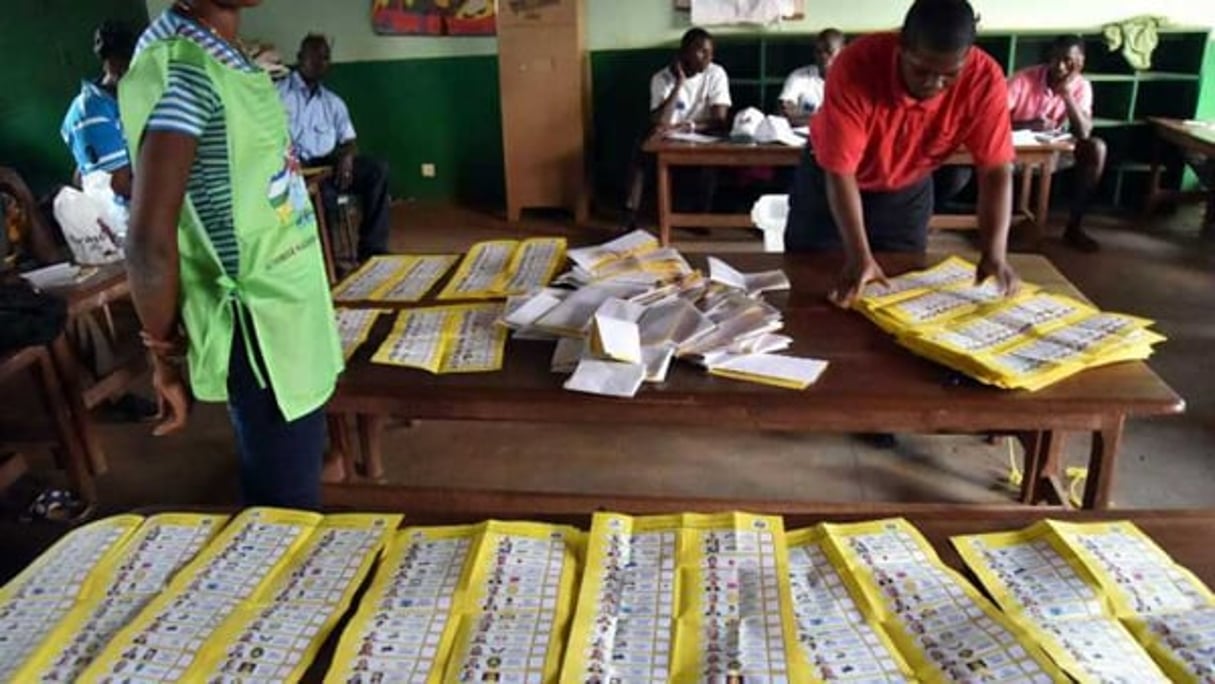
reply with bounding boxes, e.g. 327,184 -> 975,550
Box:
784,0 -> 1020,307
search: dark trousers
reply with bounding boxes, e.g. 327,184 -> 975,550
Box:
309,155 -> 392,261
785,149 -> 934,253
227,320 -> 326,510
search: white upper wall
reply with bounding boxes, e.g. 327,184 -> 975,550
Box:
145,0 -> 1214,63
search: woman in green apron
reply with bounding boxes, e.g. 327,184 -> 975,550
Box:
121,0 -> 342,509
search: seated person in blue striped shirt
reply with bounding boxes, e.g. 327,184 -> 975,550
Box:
279,34 -> 391,262
60,21 -> 137,239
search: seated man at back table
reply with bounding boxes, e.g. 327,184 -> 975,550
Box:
778,28 -> 845,126
60,21 -> 137,240
785,0 -> 1020,304
623,28 -> 731,230
1008,34 -> 1107,252
279,34 -> 390,262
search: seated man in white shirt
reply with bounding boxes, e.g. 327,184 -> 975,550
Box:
279,34 -> 391,262
778,28 -> 844,126
624,28 -> 732,230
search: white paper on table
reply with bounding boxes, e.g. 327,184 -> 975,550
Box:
664,131 -> 722,144
592,299 -> 644,364
638,298 -> 716,347
1011,129 -> 1040,147
566,230 -> 659,273
707,256 -> 791,295
564,359 -> 646,398
679,309 -> 783,357
551,337 -> 587,373
709,353 -> 828,389
792,125 -> 809,137
20,262 -> 88,290
641,345 -> 676,383
503,289 -> 567,329
535,283 -> 648,334
700,333 -> 792,367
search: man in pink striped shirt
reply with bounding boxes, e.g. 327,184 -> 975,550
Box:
1008,35 -> 1107,252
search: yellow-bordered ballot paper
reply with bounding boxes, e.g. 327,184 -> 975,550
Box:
438,238 -> 567,300
9,513 -> 228,682
561,512 -> 805,683
371,303 -> 508,373
822,518 -> 1064,683
952,521 -> 1171,683
326,520 -> 583,684
1051,521 -> 1215,683
785,526 -> 915,682
79,508 -> 399,682
333,254 -> 459,303
0,514 -> 144,681
855,258 -> 1165,391
336,307 -> 387,360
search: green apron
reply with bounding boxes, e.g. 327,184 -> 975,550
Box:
120,38 -> 343,421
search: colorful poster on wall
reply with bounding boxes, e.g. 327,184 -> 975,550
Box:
372,0 -> 496,36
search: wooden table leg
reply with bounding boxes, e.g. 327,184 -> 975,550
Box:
1083,416 -> 1125,510
49,333 -> 106,476
357,414 -> 386,482
1019,430 -> 1068,506
33,348 -> 96,504
1145,137 -> 1165,218
657,156 -> 673,247
1033,156 -> 1056,245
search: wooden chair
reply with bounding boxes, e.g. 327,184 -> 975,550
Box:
0,342 -> 96,503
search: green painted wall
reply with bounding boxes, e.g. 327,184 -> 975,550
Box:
324,56 -> 504,205
1,0 -> 148,194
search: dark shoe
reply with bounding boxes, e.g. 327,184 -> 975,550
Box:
1063,227 -> 1100,253
109,393 -> 159,423
856,433 -> 897,449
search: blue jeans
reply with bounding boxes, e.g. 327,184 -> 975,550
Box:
226,321 -> 326,510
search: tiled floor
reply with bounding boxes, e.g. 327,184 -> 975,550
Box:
22,200 -> 1215,513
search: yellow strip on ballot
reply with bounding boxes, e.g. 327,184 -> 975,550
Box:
1050,521 -> 1215,684
12,513 -> 228,683
823,518 -> 1065,683
563,512 -> 806,683
371,303 -> 508,373
80,508 -> 395,682
325,524 -> 482,684
336,307 -> 387,360
333,254 -> 458,303
438,238 -> 567,300
785,526 -> 915,682
0,514 -> 144,681
952,521 -> 1170,683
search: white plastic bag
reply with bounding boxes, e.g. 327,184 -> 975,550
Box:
52,186 -> 123,265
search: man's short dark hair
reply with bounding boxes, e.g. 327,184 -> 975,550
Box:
817,28 -> 844,44
1050,34 -> 1086,57
901,0 -> 978,53
94,21 -> 135,62
300,33 -> 331,51
680,27 -> 712,52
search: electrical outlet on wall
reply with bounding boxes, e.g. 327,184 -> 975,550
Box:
421,163 -> 436,178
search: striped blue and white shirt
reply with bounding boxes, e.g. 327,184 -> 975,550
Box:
134,9 -> 258,277
61,80 -> 129,175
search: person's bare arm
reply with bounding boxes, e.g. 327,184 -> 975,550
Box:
694,104 -> 730,135
974,163 -> 1020,294
650,63 -> 686,130
334,140 -> 358,191
1060,90 -> 1093,140
109,165 -> 133,200
781,101 -> 810,127
126,131 -> 195,435
824,170 -> 887,307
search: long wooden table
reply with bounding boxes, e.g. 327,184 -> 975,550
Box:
642,134 -> 1071,247
1145,117 -> 1215,236
328,252 -> 1183,511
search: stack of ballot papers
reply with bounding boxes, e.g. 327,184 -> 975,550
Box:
499,230 -> 828,398
854,256 -> 1166,391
